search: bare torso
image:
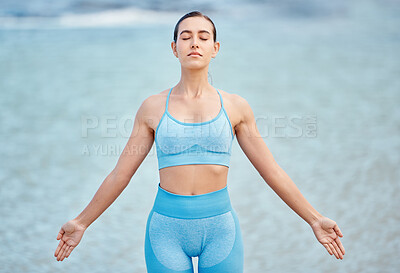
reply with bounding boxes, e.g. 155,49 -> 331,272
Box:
147,87 -> 240,195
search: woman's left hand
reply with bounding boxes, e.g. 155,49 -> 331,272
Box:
310,216 -> 345,259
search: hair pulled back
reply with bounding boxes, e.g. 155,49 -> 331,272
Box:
173,11 -> 217,43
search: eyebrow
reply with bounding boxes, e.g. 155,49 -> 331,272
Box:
179,30 -> 211,35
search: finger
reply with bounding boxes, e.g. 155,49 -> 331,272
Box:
323,244 -> 332,255
65,246 -> 75,258
59,244 -> 69,261
54,240 -> 64,257
57,243 -> 68,261
335,237 -> 346,256
328,243 -> 339,259
61,245 -> 71,261
333,224 -> 343,237
327,243 -> 335,256
332,240 -> 343,259
57,228 -> 65,240
60,245 -> 69,261
57,243 -> 66,261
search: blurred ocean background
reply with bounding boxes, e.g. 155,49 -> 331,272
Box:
1,0 -> 399,272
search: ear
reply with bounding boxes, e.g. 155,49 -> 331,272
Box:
171,41 -> 178,58
211,41 -> 220,58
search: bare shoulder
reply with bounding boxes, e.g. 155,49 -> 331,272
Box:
218,89 -> 250,110
136,89 -> 170,132
139,89 -> 168,112
217,89 -> 253,129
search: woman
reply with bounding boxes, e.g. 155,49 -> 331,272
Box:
54,11 -> 345,272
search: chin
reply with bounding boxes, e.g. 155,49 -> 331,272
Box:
181,62 -> 208,70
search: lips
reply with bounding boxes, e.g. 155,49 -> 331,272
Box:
188,52 -> 202,56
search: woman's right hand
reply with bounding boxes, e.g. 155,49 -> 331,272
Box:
54,219 -> 87,261
310,216 -> 345,259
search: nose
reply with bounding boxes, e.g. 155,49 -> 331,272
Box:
191,38 -> 199,48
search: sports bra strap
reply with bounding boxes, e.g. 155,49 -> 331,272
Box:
165,87 -> 173,112
215,88 -> 224,109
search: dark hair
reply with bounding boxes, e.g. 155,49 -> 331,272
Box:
173,11 -> 217,43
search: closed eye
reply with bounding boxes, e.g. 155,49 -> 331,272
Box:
182,38 -> 208,41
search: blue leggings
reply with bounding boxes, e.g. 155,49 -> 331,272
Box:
144,183 -> 244,272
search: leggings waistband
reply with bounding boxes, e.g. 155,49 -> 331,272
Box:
152,182 -> 233,219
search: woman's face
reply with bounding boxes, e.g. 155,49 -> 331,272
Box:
172,16 -> 220,69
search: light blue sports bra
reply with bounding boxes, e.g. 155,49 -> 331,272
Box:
155,87 -> 234,170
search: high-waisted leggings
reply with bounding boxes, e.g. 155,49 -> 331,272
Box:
144,183 -> 244,272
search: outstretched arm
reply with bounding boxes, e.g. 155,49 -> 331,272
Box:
54,97 -> 155,261
233,94 -> 345,259
73,98 -> 154,229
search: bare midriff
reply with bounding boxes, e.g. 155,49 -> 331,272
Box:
159,164 -> 229,195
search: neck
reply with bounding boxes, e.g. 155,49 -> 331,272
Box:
175,66 -> 212,98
